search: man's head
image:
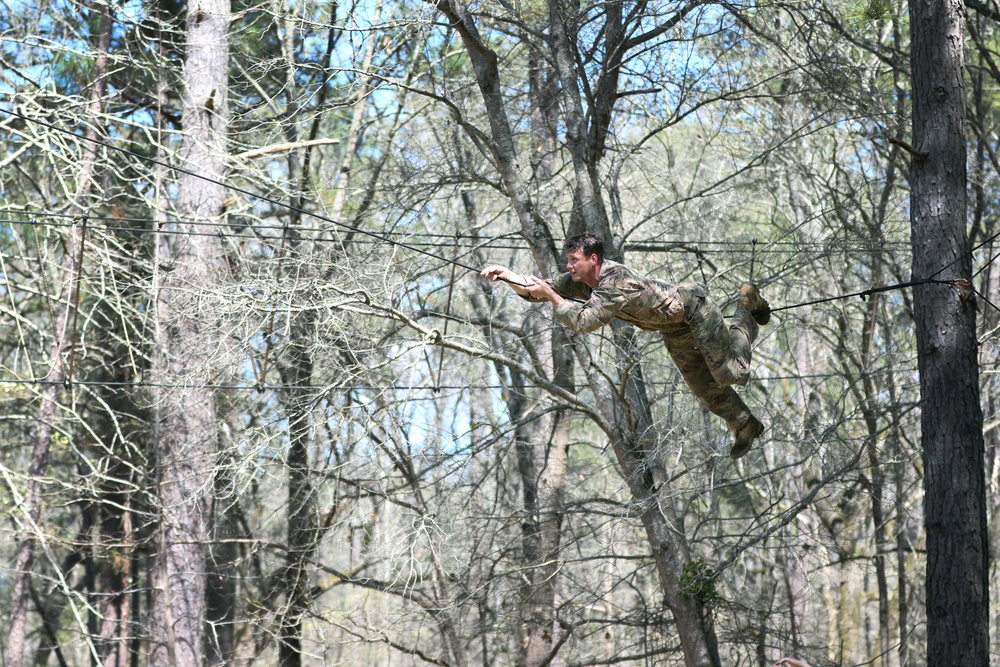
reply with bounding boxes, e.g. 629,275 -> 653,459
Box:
562,233 -> 604,264
562,233 -> 604,287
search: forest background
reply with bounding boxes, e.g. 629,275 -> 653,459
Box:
1,0 -> 999,664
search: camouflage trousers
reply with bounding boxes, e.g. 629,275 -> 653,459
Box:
658,283 -> 759,432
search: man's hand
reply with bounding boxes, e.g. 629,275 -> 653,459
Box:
775,658 -> 812,667
480,265 -> 513,283
521,276 -> 565,307
480,267 -> 565,306
480,265 -> 532,297
522,276 -> 555,299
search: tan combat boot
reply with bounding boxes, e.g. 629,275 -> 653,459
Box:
730,415 -> 765,459
739,283 -> 771,325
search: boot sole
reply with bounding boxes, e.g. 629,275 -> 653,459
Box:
730,417 -> 765,459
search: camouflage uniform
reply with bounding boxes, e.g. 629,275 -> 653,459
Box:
527,260 -> 760,433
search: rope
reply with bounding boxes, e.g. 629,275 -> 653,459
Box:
975,286 -> 1000,315
9,214 -> 993,313
771,278 -> 971,313
770,228 -> 1000,313
0,363 -> 996,391
1,213 -> 924,261
6,107 -> 999,313
3,211 -> 914,248
0,371 -> 923,392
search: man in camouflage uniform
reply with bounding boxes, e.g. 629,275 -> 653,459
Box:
481,232 -> 770,458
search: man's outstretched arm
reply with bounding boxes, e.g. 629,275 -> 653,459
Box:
480,266 -> 562,306
518,277 -> 620,334
480,265 -> 533,298
482,266 -> 615,332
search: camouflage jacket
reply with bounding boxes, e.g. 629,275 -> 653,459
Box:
525,260 -> 694,334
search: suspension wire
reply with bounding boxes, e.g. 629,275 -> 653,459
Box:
6,204 -> 991,266
8,362 -> 1000,391
978,290 -> 1000,314
0,214 -> 534,250
4,107 -> 999,316
925,227 -> 1000,281
772,229 -> 1000,313
971,229 -> 1000,279
770,278 -> 971,313
8,213 -> 997,314
0,368 -> 933,392
1,211 -> 913,251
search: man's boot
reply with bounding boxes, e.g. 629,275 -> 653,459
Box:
730,414 -> 764,459
739,283 -> 771,325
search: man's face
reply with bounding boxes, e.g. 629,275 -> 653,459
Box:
565,249 -> 600,285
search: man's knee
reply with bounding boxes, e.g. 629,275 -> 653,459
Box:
709,360 -> 749,387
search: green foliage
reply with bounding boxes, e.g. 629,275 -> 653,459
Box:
851,0 -> 893,26
680,558 -> 721,607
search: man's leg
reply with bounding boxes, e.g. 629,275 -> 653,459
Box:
678,284 -> 758,387
662,329 -> 755,431
663,325 -> 765,459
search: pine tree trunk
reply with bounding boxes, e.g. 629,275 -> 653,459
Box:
908,0 -> 989,662
148,0 -> 230,663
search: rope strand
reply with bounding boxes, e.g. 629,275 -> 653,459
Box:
771,278 -> 971,313
4,106 -> 998,315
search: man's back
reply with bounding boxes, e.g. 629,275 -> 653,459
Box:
546,260 -> 691,334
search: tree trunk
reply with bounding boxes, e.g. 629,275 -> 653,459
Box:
148,0 -> 230,663
908,0 -> 989,662
604,325 -> 721,667
854,253 -> 891,662
277,308 -> 317,667
513,48 -> 573,666
547,0 -> 613,245
206,433 -> 240,666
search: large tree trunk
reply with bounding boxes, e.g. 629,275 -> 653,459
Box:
148,0 -> 230,663
587,326 -> 721,667
273,8 -> 380,662
547,0 -> 613,244
514,47 -> 573,667
517,335 -> 572,667
548,0 -> 721,658
908,0 -> 989,663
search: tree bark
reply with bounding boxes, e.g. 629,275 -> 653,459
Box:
277,308 -> 318,667
908,0 -> 989,662
148,0 -> 230,662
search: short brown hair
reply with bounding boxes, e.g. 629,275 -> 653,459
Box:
563,233 -> 604,264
